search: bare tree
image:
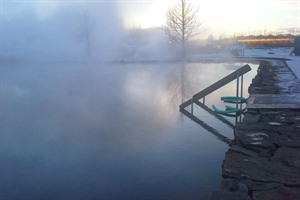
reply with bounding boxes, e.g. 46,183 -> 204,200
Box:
83,14 -> 92,57
164,0 -> 203,58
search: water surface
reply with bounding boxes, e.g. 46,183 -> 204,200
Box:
0,61 -> 258,200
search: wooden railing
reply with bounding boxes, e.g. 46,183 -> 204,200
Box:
179,64 -> 252,145
180,64 -> 252,109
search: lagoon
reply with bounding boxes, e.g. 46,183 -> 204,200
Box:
0,61 -> 258,200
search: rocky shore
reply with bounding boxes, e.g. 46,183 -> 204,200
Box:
211,59 -> 300,200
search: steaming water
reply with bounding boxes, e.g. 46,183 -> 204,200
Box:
0,61 -> 258,200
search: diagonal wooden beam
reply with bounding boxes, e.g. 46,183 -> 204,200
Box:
180,64 -> 251,109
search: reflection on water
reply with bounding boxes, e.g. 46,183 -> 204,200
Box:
180,63 -> 253,144
179,108 -> 233,145
0,61 -> 258,200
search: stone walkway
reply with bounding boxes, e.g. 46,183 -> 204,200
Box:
211,59 -> 300,200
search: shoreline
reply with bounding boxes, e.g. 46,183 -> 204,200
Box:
211,59 -> 300,200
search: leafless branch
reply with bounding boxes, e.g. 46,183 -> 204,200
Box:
163,0 -> 204,56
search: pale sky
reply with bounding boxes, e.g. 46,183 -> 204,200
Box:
1,0 -> 300,37
119,0 -> 300,36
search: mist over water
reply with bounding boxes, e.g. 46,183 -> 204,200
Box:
1,1 -> 174,62
0,61 -> 258,200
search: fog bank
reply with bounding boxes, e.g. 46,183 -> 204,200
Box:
1,2 -> 176,62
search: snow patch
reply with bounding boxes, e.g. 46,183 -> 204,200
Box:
250,142 -> 262,145
269,122 -> 282,126
247,132 -> 269,137
250,137 -> 264,141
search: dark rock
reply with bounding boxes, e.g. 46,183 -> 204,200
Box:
218,60 -> 300,199
210,191 -> 251,200
272,147 -> 300,168
235,123 -> 300,148
292,116 -> 300,122
252,186 -> 300,200
236,123 -> 280,133
230,145 -> 259,157
242,113 -> 260,124
293,123 -> 300,130
248,60 -> 300,95
235,129 -> 276,155
258,110 -> 282,115
222,150 -> 300,186
248,181 -> 283,191
237,183 -> 248,193
220,178 -> 283,192
220,178 -> 238,192
257,110 -> 300,125
274,135 -> 300,148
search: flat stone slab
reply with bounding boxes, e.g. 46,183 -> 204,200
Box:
223,150 -> 300,186
247,94 -> 300,109
252,186 -> 300,200
271,147 -> 300,168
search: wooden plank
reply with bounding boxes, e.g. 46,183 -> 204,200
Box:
180,64 -> 251,109
247,94 -> 300,109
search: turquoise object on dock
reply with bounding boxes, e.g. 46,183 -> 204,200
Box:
211,96 -> 247,117
225,105 -> 239,110
211,105 -> 246,117
221,96 -> 247,104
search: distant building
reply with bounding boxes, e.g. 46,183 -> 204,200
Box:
294,36 -> 300,56
237,35 -> 294,47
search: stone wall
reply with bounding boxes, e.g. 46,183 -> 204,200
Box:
211,59 -> 300,200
